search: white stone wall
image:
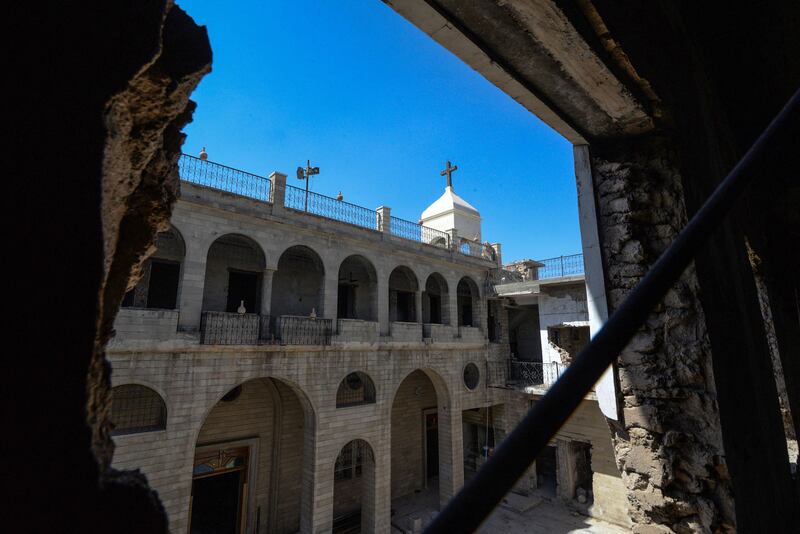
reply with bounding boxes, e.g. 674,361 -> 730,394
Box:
538,283 -> 589,364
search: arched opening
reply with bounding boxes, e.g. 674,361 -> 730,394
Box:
271,245 -> 325,318
200,234 -> 266,344
337,255 -> 378,321
122,226 -> 185,309
201,234 -> 266,314
422,273 -> 448,325
388,266 -> 418,323
336,372 -> 376,408
332,439 -> 376,534
110,384 -> 166,435
390,369 -> 454,522
191,378 -> 312,534
457,277 -> 480,328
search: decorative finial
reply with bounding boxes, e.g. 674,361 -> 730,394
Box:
336,191 -> 343,201
440,160 -> 458,189
237,300 -> 246,314
199,147 -> 208,161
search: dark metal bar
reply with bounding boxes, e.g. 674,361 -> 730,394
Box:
424,88 -> 800,534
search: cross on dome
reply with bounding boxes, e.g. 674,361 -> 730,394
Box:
440,160 -> 458,189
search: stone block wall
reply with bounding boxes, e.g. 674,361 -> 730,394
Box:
112,309 -> 179,341
390,322 -> 422,343
423,323 -> 454,342
458,326 -> 484,343
335,319 -> 379,344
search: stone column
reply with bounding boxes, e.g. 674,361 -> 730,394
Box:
260,268 -> 275,317
372,438 -> 392,534
376,205 -> 391,233
270,171 -> 287,215
260,268 -> 275,338
377,271 -> 390,336
447,277 -> 459,335
177,246 -> 207,333
556,440 -> 579,501
491,242 -> 502,267
447,228 -> 459,252
323,270 -> 339,324
414,289 -> 423,325
437,402 -> 464,508
301,418 -> 325,534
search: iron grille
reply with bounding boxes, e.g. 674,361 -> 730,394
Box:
334,440 -> 369,480
178,154 -> 271,202
200,311 -> 260,345
507,360 -> 565,388
459,240 -> 485,258
536,253 -> 585,279
336,372 -> 377,407
284,185 -> 380,231
389,215 -> 450,248
110,384 -> 166,436
273,316 -> 332,345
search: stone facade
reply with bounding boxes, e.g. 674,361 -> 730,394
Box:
108,173 -> 628,533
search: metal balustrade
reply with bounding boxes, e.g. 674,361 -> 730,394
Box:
537,253 -> 585,279
508,360 -> 565,387
179,154 -> 272,202
389,216 -> 450,248
200,311 -> 260,345
284,185 -> 380,231
459,239 -> 486,258
272,315 -> 332,345
178,155 -> 500,259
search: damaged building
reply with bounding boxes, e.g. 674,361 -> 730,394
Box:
108,152 -> 630,532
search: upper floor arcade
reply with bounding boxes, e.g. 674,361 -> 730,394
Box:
112,155 -> 500,348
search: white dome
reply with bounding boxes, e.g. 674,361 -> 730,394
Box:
420,186 -> 480,221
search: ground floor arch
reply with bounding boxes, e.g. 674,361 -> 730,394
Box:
332,439 -> 377,534
190,377 -> 313,534
390,369 -> 462,516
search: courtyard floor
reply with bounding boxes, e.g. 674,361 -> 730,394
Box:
390,480 -> 630,534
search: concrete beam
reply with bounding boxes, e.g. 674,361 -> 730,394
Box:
384,0 -> 653,142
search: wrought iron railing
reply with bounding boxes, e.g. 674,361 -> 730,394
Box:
459,239 -> 485,258
507,360 -> 565,387
537,253 -> 584,279
272,315 -> 332,345
179,154 -> 272,202
200,311 -> 260,345
389,216 -> 450,249
284,185 -> 380,231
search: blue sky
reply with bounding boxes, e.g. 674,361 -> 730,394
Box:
180,0 -> 580,261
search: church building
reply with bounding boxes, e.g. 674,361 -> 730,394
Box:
108,152 -> 629,534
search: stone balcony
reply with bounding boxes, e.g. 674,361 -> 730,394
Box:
111,310 -> 485,349
113,308 -> 179,341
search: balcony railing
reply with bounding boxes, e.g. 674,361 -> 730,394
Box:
284,185 -> 380,231
179,154 -> 272,202
178,154 -> 497,260
200,311 -> 261,345
272,315 -> 332,345
537,253 -> 584,279
389,216 -> 450,249
459,239 -> 486,258
507,360 -> 565,388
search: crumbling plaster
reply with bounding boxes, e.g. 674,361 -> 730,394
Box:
592,138 -> 735,533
